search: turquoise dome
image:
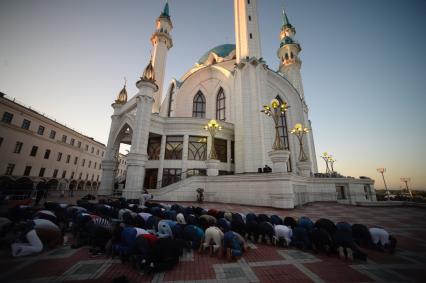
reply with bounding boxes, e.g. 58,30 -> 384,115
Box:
280,36 -> 295,47
197,44 -> 236,64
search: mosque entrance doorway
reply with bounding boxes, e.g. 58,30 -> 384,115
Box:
144,169 -> 158,190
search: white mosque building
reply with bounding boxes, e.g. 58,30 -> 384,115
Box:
98,0 -> 376,208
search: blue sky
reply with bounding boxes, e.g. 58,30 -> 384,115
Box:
1,0 -> 425,190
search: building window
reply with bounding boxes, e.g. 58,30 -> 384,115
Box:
99,163 -> 101,169
0,137 -> 3,147
62,135 -> 67,143
147,135 -> 161,160
192,91 -> 206,118
216,88 -> 226,121
49,130 -> 56,139
82,159 -> 86,166
71,172 -> 75,179
70,138 -> 75,146
85,144 -> 89,151
248,0 -> 250,4
5,164 -> 15,175
74,156 -> 78,165
62,170 -> 67,179
214,138 -> 227,163
13,141 -> 23,153
44,149 -> 51,159
66,154 -> 70,163
53,169 -> 58,178
250,33 -> 253,39
101,151 -> 104,157
79,172 -> 82,179
30,146 -> 38,157
276,96 -> 292,171
77,141 -> 81,148
167,84 -> 175,117
88,160 -> 92,168
94,162 -> 97,168
248,15 -> 252,21
188,136 -> 207,160
231,141 -> 235,163
165,136 -> 183,160
37,125 -> 45,135
57,152 -> 62,161
187,169 -> 207,177
21,119 -> 31,130
39,167 -> 45,177
2,112 -> 14,124
91,147 -> 94,153
96,149 -> 99,155
162,168 -> 181,187
23,166 -> 32,176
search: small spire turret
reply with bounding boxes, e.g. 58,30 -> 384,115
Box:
115,78 -> 128,104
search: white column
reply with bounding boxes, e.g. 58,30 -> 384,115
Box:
124,82 -> 156,198
181,135 -> 189,179
156,135 -> 167,189
98,112 -> 121,196
226,139 -> 232,172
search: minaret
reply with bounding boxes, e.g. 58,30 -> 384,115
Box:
234,0 -> 262,63
150,0 -> 173,113
277,9 -> 304,99
233,0 -> 266,173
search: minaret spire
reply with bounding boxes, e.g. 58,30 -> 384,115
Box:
161,0 -> 170,18
277,6 -> 304,99
150,0 -> 173,113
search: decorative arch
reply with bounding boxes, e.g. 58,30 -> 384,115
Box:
192,91 -> 206,118
216,87 -> 226,121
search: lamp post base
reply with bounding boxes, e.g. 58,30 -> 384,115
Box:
268,150 -> 291,173
206,159 -> 220,176
297,161 -> 312,177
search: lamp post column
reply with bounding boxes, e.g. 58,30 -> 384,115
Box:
261,99 -> 291,173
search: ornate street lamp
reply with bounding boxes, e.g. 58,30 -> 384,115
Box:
400,177 -> 413,199
376,168 -> 390,200
328,155 -> 336,173
204,119 -> 222,160
261,98 -> 290,150
291,123 -> 310,161
320,152 -> 331,173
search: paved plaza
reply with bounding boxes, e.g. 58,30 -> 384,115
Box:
0,201 -> 425,283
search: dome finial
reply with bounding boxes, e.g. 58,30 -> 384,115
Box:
140,56 -> 156,83
115,77 -> 128,104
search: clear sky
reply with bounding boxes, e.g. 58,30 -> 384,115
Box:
1,0 -> 425,190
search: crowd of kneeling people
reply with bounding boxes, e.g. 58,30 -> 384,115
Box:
0,197 -> 397,273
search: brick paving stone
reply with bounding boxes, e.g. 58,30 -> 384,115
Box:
392,268 -> 426,283
304,260 -> 375,283
253,264 -> 314,283
2,201 -> 426,282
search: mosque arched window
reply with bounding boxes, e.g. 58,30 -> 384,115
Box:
285,53 -> 289,60
216,88 -> 226,121
290,52 -> 294,59
276,95 -> 292,172
192,91 -> 206,118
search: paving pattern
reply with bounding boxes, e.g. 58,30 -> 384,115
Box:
1,202 -> 426,283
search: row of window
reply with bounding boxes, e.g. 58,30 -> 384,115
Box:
147,135 -> 234,163
191,88 -> 226,120
4,138 -> 102,170
1,111 -> 104,157
5,163 -> 100,181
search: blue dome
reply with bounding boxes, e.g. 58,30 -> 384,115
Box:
280,36 -> 295,47
197,44 -> 236,64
